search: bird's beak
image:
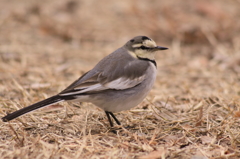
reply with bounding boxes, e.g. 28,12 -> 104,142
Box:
155,46 -> 168,50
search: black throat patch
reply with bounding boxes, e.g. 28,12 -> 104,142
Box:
137,56 -> 157,67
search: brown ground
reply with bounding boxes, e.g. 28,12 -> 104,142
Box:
0,0 -> 240,158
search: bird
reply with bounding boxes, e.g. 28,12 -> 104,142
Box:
2,36 -> 168,127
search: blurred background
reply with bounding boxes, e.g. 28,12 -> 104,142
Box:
1,0 -> 240,158
0,0 -> 239,99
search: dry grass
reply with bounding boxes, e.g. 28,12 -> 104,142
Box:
1,0 -> 240,158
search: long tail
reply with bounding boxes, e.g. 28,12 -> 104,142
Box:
2,95 -> 64,122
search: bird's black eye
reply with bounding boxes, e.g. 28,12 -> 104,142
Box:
140,45 -> 150,50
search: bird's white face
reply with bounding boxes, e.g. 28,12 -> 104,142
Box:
131,39 -> 157,48
142,39 -> 157,48
125,36 -> 168,60
129,39 -> 158,60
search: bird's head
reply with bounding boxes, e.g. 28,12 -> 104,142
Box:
125,36 -> 168,60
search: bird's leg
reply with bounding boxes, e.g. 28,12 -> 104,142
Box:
105,111 -> 114,127
108,112 -> 121,125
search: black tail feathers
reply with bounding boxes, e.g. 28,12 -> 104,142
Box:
2,95 -> 63,122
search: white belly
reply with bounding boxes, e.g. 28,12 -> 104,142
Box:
88,62 -> 157,112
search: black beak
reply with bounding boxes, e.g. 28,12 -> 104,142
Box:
155,46 -> 168,50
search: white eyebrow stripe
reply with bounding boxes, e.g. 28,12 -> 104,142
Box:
132,44 -> 142,48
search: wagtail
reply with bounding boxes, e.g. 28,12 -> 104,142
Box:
2,36 -> 168,127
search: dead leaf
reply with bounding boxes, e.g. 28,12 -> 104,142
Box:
233,111 -> 240,118
139,147 -> 166,159
201,136 -> 213,144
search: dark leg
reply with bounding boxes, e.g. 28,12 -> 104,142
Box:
105,111 -> 114,127
109,112 -> 121,125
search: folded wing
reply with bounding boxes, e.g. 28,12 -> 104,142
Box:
59,59 -> 149,96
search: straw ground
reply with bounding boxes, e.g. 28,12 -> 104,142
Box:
1,0 -> 240,158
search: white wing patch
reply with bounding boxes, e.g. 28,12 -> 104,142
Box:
105,75 -> 145,90
60,74 -> 146,96
60,83 -> 104,95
